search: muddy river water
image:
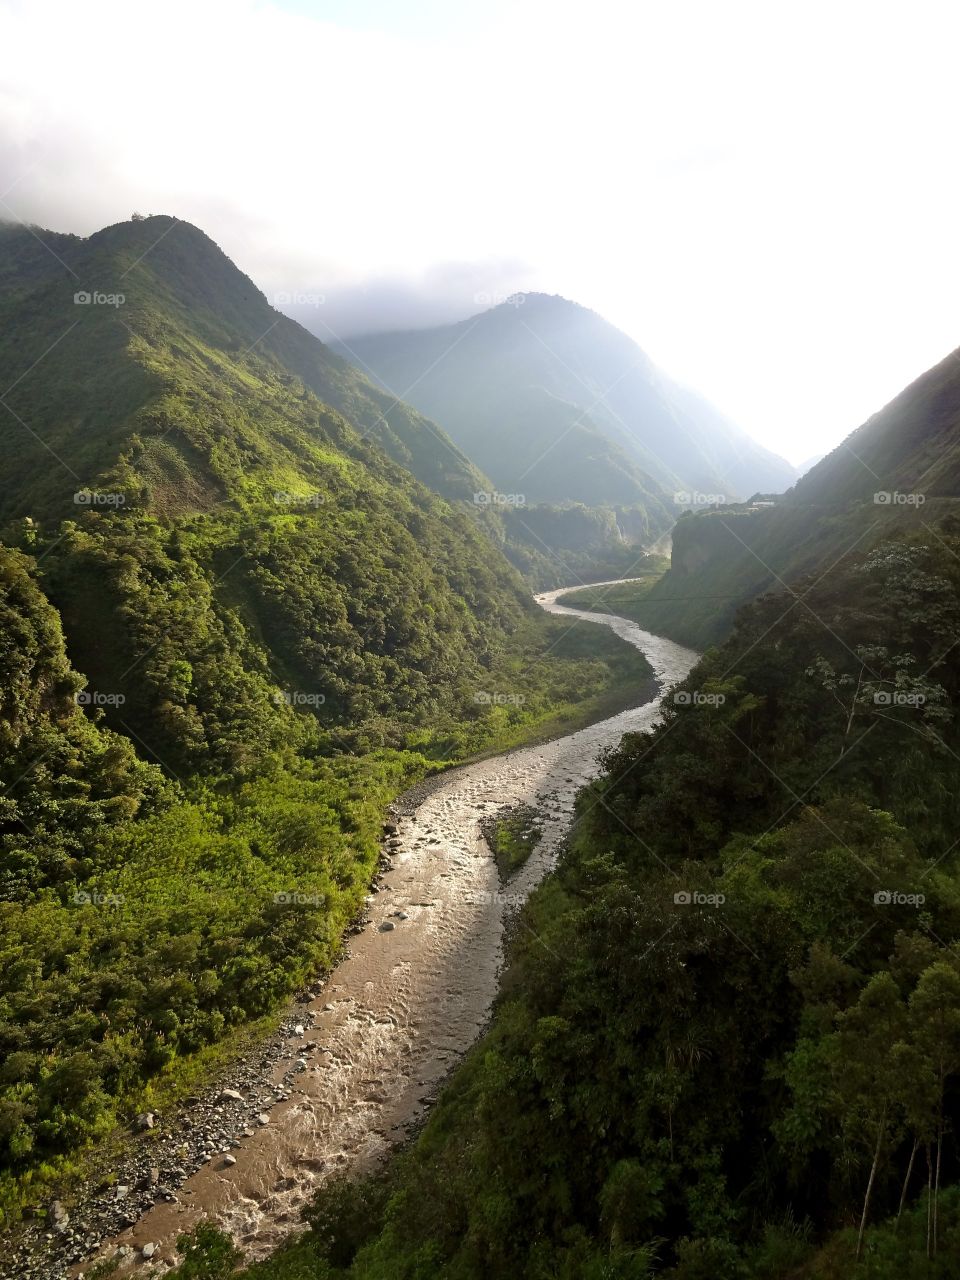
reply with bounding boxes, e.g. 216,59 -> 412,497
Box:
66,585 -> 698,1276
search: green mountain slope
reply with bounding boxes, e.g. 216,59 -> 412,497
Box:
0,216 -> 490,513
230,516 -> 960,1280
198,335 -> 960,1280
338,293 -> 797,505
0,216 -> 660,1218
608,342 -> 960,649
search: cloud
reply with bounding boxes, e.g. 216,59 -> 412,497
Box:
2,0 -> 960,464
278,258 -> 539,341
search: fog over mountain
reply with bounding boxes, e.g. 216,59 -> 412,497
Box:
5,0 -> 960,464
339,293 -> 798,506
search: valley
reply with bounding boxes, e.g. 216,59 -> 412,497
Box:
4,588 -> 697,1280
3,210 -> 960,1280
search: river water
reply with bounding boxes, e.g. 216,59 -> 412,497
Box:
70,584 -> 698,1275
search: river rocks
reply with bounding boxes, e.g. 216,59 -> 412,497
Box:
293,1023 -> 305,1036
134,1111 -> 155,1131
218,1088 -> 244,1103
48,1200 -> 69,1230
141,1241 -> 156,1258
257,1113 -> 271,1126
379,920 -> 395,931
223,1154 -> 237,1167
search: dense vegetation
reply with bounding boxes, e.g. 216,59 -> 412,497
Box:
340,294 -> 799,590
480,803 -> 543,878
629,341 -> 960,650
0,217 -> 658,1224
201,519 -> 960,1279
501,513 -> 667,591
555,564 -> 666,619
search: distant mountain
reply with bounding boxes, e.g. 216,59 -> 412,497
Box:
0,226 -> 678,589
623,343 -> 960,646
796,451 -> 825,474
337,293 -> 797,507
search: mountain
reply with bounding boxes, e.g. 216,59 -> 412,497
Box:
227,342 -> 960,1280
797,451 -> 825,474
0,223 -> 668,591
0,216 -> 660,1209
337,293 -> 798,507
613,342 -> 960,647
213,424 -> 960,1280
0,217 -> 491,515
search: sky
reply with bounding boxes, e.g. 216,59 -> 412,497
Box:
2,0 -> 960,466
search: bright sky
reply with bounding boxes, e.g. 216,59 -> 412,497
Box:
2,0 -> 959,465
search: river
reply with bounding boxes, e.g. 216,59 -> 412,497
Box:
54,584 -> 698,1278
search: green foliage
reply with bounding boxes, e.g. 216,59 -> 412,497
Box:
481,803 -> 543,877
171,1224 -> 244,1278
256,523 -> 960,1278
0,216 -> 659,1222
555,567 -> 667,619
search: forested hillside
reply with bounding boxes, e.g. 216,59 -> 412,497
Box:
342,294 -> 797,505
0,216 -> 656,1221
338,294 -> 798,592
626,343 -> 960,649
219,518 -> 960,1280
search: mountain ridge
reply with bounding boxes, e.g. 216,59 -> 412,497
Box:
600,337 -> 960,647
335,290 -> 798,508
